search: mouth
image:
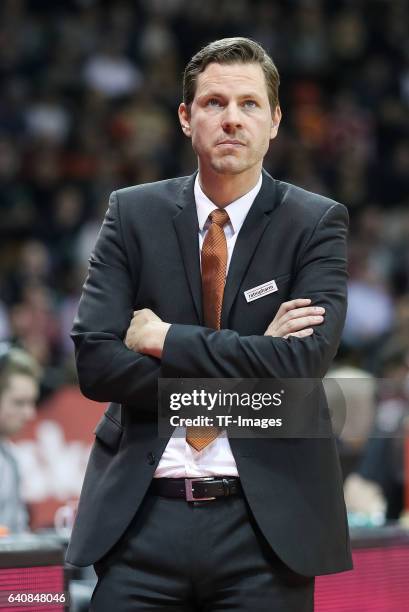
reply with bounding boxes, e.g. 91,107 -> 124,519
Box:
216,140 -> 245,147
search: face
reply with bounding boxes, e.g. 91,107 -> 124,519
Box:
179,62 -> 281,178
0,374 -> 38,438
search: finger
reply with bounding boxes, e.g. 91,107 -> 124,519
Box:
282,306 -> 325,323
282,298 -> 312,311
281,315 -> 324,335
274,298 -> 312,319
284,328 -> 314,339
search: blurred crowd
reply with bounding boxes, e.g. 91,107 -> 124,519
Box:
0,0 -> 408,403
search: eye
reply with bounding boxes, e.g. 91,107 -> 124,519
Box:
206,98 -> 222,107
243,100 -> 257,109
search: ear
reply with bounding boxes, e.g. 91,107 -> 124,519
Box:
270,106 -> 282,140
178,103 -> 192,137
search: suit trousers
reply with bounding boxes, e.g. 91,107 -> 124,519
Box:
91,487 -> 314,612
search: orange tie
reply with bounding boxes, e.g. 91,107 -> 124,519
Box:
186,209 -> 230,452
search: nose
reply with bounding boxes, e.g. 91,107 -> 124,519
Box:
221,102 -> 242,131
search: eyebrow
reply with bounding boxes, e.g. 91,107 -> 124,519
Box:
197,92 -> 261,101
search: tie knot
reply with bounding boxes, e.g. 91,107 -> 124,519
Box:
209,208 -> 230,228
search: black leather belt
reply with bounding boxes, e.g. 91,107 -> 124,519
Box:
149,477 -> 242,502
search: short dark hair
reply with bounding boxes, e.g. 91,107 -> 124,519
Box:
183,37 -> 280,111
0,343 -> 41,396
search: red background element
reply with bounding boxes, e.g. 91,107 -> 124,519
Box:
316,545 -> 409,611
13,385 -> 105,530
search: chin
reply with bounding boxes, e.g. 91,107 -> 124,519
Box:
212,160 -> 248,175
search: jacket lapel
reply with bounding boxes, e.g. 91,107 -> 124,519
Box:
172,173 -> 203,323
172,170 -> 279,328
221,170 -> 278,328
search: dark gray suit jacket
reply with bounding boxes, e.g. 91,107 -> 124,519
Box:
66,170 -> 352,576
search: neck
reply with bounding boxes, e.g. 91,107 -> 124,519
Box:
198,164 -> 262,207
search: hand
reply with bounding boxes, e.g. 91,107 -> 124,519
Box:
264,298 -> 325,339
125,309 -> 171,358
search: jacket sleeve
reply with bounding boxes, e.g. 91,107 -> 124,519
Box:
71,191 -> 161,404
161,202 -> 349,380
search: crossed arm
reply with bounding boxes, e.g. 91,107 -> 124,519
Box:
72,192 -> 348,404
124,298 -> 326,359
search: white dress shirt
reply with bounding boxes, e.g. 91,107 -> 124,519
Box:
153,173 -> 263,478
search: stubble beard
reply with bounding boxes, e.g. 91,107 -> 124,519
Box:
210,153 -> 252,176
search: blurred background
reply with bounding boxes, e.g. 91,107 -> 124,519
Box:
0,0 -> 408,531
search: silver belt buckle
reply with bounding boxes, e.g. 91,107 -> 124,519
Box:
185,477 -> 216,502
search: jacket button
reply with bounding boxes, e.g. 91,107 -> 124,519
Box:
147,452 -> 156,465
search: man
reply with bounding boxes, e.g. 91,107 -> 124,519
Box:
67,38 -> 352,611
0,343 -> 40,533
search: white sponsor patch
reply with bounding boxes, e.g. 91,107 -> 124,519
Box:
244,279 -> 278,303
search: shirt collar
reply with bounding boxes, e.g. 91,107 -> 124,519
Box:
194,173 -> 263,234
